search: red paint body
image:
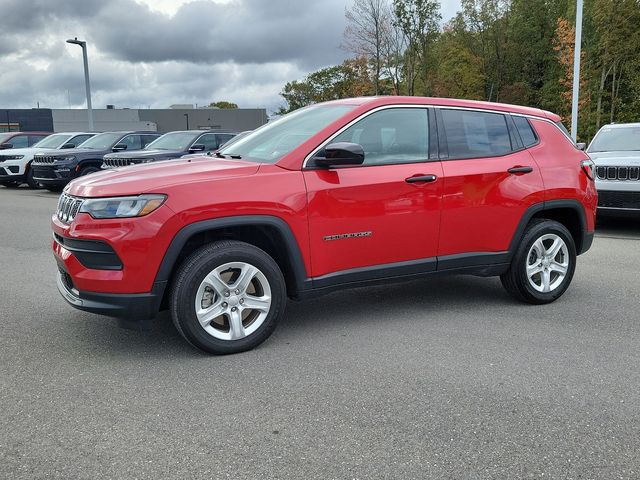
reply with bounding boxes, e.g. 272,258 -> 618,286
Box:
52,97 -> 596,297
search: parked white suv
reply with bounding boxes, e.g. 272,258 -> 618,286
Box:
587,123 -> 640,213
0,132 -> 95,189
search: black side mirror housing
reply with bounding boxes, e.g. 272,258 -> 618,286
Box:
112,144 -> 127,151
0,143 -> 13,149
189,144 -> 206,153
61,143 -> 75,149
313,142 -> 365,168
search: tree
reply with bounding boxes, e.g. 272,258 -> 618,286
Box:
393,0 -> 441,95
209,101 -> 238,109
343,0 -> 390,94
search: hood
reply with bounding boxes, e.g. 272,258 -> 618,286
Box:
588,151 -> 640,166
34,147 -> 108,158
66,157 -> 260,197
0,147 -> 60,156
104,149 -> 181,159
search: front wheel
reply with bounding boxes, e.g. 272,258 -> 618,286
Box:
80,166 -> 100,176
26,167 -> 41,189
169,240 -> 287,354
501,219 -> 577,304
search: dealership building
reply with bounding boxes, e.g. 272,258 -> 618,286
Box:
0,106 -> 268,133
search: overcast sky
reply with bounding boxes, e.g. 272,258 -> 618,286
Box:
0,0 -> 461,113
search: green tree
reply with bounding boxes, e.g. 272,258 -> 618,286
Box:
209,101 -> 238,109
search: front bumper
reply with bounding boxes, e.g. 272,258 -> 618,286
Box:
56,265 -> 164,320
597,190 -> 640,211
0,161 -> 26,180
32,164 -> 75,186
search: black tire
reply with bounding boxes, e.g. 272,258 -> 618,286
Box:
80,166 -> 100,176
25,167 -> 41,189
1,181 -> 19,188
500,219 -> 576,304
169,240 -> 287,354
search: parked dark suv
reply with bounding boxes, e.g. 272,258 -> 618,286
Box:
32,131 -> 160,191
102,130 -> 236,168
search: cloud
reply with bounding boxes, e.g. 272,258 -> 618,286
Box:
0,0 -> 461,113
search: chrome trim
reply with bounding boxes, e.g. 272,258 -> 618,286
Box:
56,193 -> 84,224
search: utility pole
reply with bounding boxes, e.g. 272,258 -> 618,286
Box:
570,0 -> 583,141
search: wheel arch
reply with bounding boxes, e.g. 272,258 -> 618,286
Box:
509,200 -> 592,256
155,216 -> 310,306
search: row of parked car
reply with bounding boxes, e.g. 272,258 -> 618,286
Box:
0,129 -> 243,191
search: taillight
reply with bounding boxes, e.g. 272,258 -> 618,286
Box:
580,159 -> 595,180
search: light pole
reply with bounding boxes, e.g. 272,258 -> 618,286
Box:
570,0 -> 583,141
66,37 -> 94,130
183,113 -> 189,130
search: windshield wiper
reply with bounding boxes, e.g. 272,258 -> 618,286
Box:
214,152 -> 242,159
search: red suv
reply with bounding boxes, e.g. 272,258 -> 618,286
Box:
52,97 -> 597,354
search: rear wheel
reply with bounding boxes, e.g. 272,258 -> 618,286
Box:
170,240 -> 287,354
501,219 -> 576,304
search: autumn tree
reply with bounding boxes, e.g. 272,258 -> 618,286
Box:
208,101 -> 238,109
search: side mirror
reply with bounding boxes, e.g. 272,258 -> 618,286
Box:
576,142 -> 586,151
313,142 -> 365,168
189,144 -> 206,153
0,143 -> 13,149
61,143 -> 75,149
112,144 -> 127,151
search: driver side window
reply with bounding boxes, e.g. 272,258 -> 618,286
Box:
331,108 -> 429,166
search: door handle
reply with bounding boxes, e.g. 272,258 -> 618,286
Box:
507,166 -> 533,174
405,174 -> 437,183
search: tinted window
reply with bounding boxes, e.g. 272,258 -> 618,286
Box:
331,108 -> 429,166
146,132 -> 200,150
141,135 -> 158,147
513,116 -> 538,147
195,133 -> 219,151
216,134 -> 235,147
116,134 -> 144,150
28,135 -> 47,146
10,135 -> 29,148
441,109 -> 512,159
80,132 -> 125,149
70,134 -> 94,146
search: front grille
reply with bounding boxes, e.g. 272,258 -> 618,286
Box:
103,157 -> 138,168
33,155 -> 56,165
56,193 -> 84,223
598,190 -> 640,210
0,167 -> 7,175
596,165 -> 640,181
33,168 -> 57,179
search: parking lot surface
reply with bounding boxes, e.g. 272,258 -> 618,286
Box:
1,186 -> 639,479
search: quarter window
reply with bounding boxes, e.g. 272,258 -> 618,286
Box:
512,116 -> 538,147
441,109 -> 512,159
330,108 -> 429,166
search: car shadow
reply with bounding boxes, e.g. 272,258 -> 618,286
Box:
596,213 -> 640,239
73,274 -> 515,358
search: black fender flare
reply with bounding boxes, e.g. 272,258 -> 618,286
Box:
508,199 -> 592,256
153,215 -> 310,296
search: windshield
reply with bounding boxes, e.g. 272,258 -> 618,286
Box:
145,132 -> 199,150
219,104 -> 356,163
32,134 -> 72,149
588,126 -> 640,152
79,132 -> 124,150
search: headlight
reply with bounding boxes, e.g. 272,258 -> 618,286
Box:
140,158 -> 155,163
56,155 -> 76,162
79,194 -> 166,219
3,155 -> 24,160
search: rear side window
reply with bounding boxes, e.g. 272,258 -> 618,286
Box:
512,116 -> 538,147
10,135 -> 29,148
441,109 -> 512,159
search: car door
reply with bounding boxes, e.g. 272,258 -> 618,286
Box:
436,108 -> 545,263
303,107 -> 443,282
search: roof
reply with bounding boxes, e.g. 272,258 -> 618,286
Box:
599,123 -> 640,128
321,96 -> 561,122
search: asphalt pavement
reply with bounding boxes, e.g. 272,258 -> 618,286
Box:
1,186 -> 639,479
